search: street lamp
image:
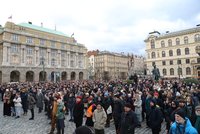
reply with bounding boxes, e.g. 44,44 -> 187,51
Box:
40,56 -> 45,81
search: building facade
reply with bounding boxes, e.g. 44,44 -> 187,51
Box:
94,51 -> 128,80
145,26 -> 200,79
0,21 -> 87,83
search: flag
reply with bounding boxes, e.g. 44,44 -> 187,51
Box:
8,15 -> 12,19
71,33 -> 74,37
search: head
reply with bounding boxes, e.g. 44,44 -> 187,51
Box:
76,96 -> 82,102
124,103 -> 132,112
179,100 -> 185,107
175,110 -> 186,124
96,103 -> 102,110
195,105 -> 200,116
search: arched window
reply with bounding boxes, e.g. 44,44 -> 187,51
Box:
170,68 -> 174,75
177,49 -> 181,56
162,51 -> 166,57
176,38 -> 180,45
184,36 -> 188,44
151,39 -> 155,49
169,50 -> 173,56
186,67 -> 191,75
151,52 -> 156,59
163,68 -> 167,76
161,41 -> 165,47
185,48 -> 189,55
195,34 -> 200,42
168,39 -> 172,46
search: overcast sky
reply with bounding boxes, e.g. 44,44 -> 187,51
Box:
0,0 -> 200,55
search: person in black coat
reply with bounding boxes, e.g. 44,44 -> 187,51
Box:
120,103 -> 138,134
148,99 -> 163,134
73,96 -> 84,128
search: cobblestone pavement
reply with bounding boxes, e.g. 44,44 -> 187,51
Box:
0,100 -> 167,134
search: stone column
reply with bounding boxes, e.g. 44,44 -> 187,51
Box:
2,68 -> 10,83
67,52 -> 70,68
47,49 -> 51,67
21,45 -> 26,66
2,42 -> 10,66
57,50 -> 61,68
34,47 -> 39,66
75,53 -> 79,68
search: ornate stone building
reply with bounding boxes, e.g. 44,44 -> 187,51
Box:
93,51 -> 128,80
0,21 -> 87,83
145,26 -> 200,79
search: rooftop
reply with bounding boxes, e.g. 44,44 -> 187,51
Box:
18,22 -> 69,37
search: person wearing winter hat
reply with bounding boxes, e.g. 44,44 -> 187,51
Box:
194,105 -> 200,133
169,109 -> 198,134
148,99 -> 163,134
73,95 -> 84,128
120,103 -> 138,134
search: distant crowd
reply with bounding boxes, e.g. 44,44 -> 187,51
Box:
0,77 -> 200,134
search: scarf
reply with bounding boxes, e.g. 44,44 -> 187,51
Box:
195,116 -> 200,133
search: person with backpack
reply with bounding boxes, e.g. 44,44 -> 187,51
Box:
148,99 -> 163,134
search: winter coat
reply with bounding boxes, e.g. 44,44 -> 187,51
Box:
68,96 -> 76,109
169,118 -> 198,134
120,110 -> 138,134
148,106 -> 163,131
73,102 -> 84,125
13,96 -> 22,107
28,94 -> 36,110
36,92 -> 43,109
56,102 -> 65,119
134,99 -> 142,114
92,108 -> 107,130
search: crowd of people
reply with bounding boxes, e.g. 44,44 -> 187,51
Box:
0,77 -> 200,134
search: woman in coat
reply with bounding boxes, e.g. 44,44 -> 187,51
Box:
13,92 -> 22,118
28,92 -> 36,120
36,89 -> 43,113
134,93 -> 142,127
3,89 -> 11,116
73,96 -> 84,128
92,103 -> 107,134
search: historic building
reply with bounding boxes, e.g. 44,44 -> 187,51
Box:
145,25 -> 200,79
0,21 -> 87,83
92,50 -> 128,80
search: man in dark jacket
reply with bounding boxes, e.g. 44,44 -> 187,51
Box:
73,96 -> 84,128
148,99 -> 163,134
113,93 -> 124,134
120,103 -> 138,134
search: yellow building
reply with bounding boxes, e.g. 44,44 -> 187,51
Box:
145,26 -> 200,79
0,21 -> 87,83
94,51 -> 128,80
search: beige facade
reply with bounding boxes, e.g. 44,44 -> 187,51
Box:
0,21 -> 88,83
94,51 -> 128,80
145,26 -> 200,79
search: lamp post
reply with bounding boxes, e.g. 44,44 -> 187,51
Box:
41,56 -> 45,81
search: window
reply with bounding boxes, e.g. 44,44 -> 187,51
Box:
178,68 -> 182,75
40,39 -> 45,45
51,59 -> 56,66
185,48 -> 189,55
40,49 -> 46,57
176,38 -> 180,45
11,34 -> 19,41
186,59 -> 190,64
51,50 -> 57,57
26,37 -> 33,44
27,47 -> 33,55
195,34 -> 200,42
11,55 -> 20,64
27,57 -> 33,65
162,51 -> 166,57
11,44 -> 19,53
51,41 -> 56,48
170,68 -> 174,75
177,49 -> 181,56
61,59 -> 65,66
170,60 -> 173,65
169,50 -> 173,56
198,58 -> 200,63
186,67 -> 191,75
161,41 -> 165,47
168,39 -> 172,46
70,60 -> 74,67
162,61 -> 166,65
151,39 -> 155,49
184,36 -> 188,44
40,57 -> 45,65
61,44 -> 65,49
177,59 -> 181,65
151,52 -> 156,58
163,68 -> 167,76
